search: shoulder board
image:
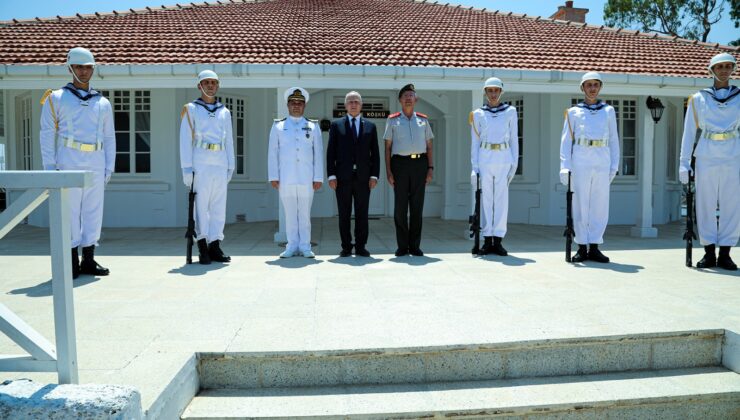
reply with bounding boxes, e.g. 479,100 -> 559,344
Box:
40,89 -> 54,105
273,118 -> 286,123
415,112 -> 428,119
388,112 -> 401,119
468,111 -> 475,125
308,118 -> 319,122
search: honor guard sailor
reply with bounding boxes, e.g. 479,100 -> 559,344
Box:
268,87 -> 324,258
40,47 -> 115,279
469,77 -> 518,256
560,72 -> 620,263
180,70 -> 235,264
384,84 -> 435,257
680,53 -> 740,270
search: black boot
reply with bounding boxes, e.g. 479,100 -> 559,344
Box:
491,236 -> 508,256
197,238 -> 211,265
71,247 -> 80,279
717,246 -> 737,271
208,240 -> 231,263
571,245 -> 588,263
588,244 -> 610,263
479,237 -> 493,255
80,245 -> 110,276
697,245 -> 717,268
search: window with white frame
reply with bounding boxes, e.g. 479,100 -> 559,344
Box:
101,90 -> 151,173
217,95 -> 247,176
570,98 -> 637,176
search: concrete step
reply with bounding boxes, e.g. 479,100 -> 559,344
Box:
196,330 -> 725,389
182,367 -> 740,419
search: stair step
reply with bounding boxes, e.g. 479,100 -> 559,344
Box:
182,367 -> 740,419
197,330 -> 723,389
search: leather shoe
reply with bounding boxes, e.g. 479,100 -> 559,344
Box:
339,249 -> 352,257
409,248 -> 424,257
395,248 -> 408,257
355,248 -> 371,257
587,245 -> 610,263
571,245 -> 588,263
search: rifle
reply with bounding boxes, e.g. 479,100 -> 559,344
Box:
564,172 -> 575,262
683,96 -> 700,268
185,176 -> 196,264
469,174 -> 481,255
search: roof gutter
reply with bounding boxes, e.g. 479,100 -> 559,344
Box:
0,63 -> 712,97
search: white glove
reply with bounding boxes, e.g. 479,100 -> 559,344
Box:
105,170 -> 112,185
679,166 -> 690,185
559,169 -> 570,186
609,171 -> 616,183
227,169 -> 234,182
507,166 -> 517,185
470,170 -> 478,187
183,167 -> 194,188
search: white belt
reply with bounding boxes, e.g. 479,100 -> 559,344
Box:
703,129 -> 738,141
576,138 -> 607,147
194,139 -> 224,151
63,137 -> 102,152
480,142 -> 508,151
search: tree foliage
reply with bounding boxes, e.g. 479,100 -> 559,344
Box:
603,0 -> 726,42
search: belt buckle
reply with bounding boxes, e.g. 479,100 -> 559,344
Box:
79,143 -> 96,152
410,154 -> 419,159
492,144 -> 501,150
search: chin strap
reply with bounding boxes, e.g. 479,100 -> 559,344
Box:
198,84 -> 216,99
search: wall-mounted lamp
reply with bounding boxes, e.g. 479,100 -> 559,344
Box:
646,96 -> 664,124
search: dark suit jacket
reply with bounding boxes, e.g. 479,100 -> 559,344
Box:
327,116 -> 380,181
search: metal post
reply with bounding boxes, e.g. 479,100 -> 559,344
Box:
48,188 -> 78,384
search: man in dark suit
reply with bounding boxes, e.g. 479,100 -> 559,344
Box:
327,91 -> 380,257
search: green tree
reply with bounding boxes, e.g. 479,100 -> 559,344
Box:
604,0 -> 726,42
730,0 -> 739,45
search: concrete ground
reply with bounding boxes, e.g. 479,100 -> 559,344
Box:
0,218 -> 738,415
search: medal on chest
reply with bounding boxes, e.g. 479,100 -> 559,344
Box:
302,125 -> 311,139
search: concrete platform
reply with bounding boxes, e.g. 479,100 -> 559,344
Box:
0,218 -> 738,418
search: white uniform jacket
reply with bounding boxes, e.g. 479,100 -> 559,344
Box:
680,86 -> 740,168
470,103 -> 519,171
268,117 -> 324,185
40,84 -> 115,173
180,99 -> 235,171
560,102 -> 620,174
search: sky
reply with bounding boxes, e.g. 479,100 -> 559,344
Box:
0,0 -> 736,45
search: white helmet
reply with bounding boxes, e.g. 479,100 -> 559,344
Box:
484,77 -> 504,91
66,47 -> 95,66
197,70 -> 219,83
708,53 -> 737,80
580,71 -> 602,87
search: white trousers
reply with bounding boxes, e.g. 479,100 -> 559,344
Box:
68,170 -> 105,248
695,158 -> 740,246
194,164 -> 228,243
279,184 -> 314,252
572,165 -> 610,245
480,163 -> 511,237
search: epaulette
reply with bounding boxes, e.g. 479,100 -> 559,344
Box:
416,112 -> 429,119
388,112 -> 401,119
273,117 -> 286,123
40,89 -> 54,105
308,118 -> 319,122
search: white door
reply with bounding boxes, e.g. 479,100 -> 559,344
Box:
367,117 -> 386,216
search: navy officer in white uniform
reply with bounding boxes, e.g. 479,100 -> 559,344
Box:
680,53 -> 740,270
560,72 -> 620,263
268,87 -> 324,258
180,70 -> 235,265
40,47 -> 115,279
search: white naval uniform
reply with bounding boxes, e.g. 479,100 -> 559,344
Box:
40,84 -> 115,248
560,101 -> 620,245
470,103 -> 518,237
268,116 -> 324,253
680,86 -> 740,247
180,99 -> 235,243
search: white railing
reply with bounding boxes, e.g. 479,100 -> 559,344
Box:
0,170 -> 91,384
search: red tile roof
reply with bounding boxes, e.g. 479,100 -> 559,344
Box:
1,0 -> 737,78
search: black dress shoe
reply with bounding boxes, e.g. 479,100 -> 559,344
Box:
587,244 -> 610,263
697,245 -> 716,268
491,237 -> 508,256
339,249 -> 352,257
409,248 -> 424,257
355,248 -> 371,257
571,245 -> 588,263
395,248 -> 408,257
717,246 -> 736,270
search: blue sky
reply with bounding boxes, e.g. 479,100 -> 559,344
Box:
0,0 -> 736,45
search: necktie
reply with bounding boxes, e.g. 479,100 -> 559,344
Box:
351,117 -> 358,140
